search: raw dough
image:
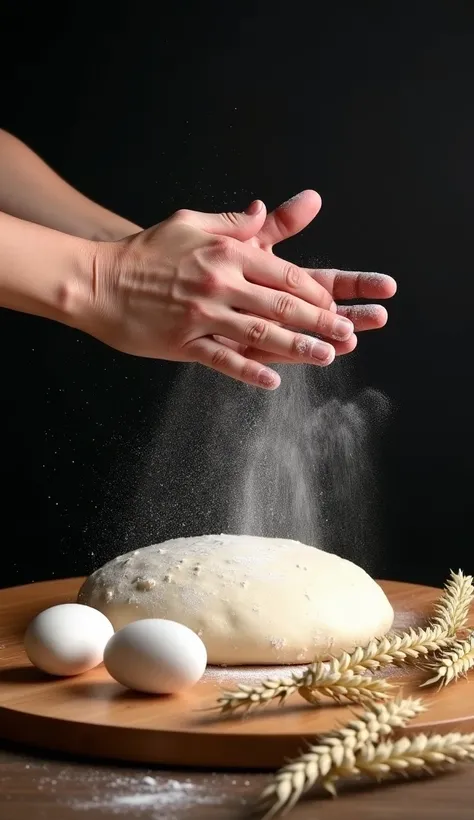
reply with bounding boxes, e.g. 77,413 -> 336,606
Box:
77,534 -> 394,665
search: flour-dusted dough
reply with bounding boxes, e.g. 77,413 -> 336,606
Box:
78,534 -> 394,665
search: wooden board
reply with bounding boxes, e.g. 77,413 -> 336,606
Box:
0,578 -> 473,770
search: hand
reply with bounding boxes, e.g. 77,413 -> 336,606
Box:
217,190 -> 397,364
85,203 -> 356,389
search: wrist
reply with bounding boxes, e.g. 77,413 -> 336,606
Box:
57,237 -> 99,331
0,211 -> 96,330
67,237 -> 123,339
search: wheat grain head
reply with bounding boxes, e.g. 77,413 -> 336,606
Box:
421,631 -> 474,689
258,697 -> 425,818
349,731 -> 474,781
432,569 -> 474,636
216,674 -> 302,714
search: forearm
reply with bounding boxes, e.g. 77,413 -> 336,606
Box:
0,211 -> 92,327
0,130 -> 141,241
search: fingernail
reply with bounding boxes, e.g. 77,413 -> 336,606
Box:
245,199 -> 263,215
257,368 -> 279,388
334,318 -> 354,341
311,340 -> 335,363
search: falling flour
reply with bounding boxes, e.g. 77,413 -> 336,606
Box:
229,364 -> 391,571
86,339 -> 390,578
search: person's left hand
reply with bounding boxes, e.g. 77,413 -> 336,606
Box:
218,190 -> 397,363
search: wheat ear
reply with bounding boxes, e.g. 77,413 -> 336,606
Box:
217,658 -> 394,715
318,624 -> 453,674
216,674 -> 302,714
216,625 -> 449,714
346,731 -> 474,781
421,631 -> 474,689
432,569 -> 474,635
258,697 -> 425,819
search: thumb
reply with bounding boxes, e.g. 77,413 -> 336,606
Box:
184,200 -> 267,241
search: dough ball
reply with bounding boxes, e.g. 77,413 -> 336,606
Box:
77,534 -> 394,665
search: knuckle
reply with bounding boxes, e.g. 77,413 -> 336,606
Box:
212,235 -> 237,260
324,314 -> 341,338
352,271 -> 365,297
284,263 -> 303,290
312,308 -> 328,333
171,208 -> 192,223
321,287 -> 335,309
220,211 -> 241,229
198,268 -> 222,295
245,319 -> 268,345
211,347 -> 231,369
273,293 -> 296,322
186,300 -> 207,321
291,334 -> 312,356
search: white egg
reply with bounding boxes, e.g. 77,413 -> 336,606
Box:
104,619 -> 207,694
24,603 -> 114,677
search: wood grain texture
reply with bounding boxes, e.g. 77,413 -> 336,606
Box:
1,744 -> 474,819
0,578 -> 474,770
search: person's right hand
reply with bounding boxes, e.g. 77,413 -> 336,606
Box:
83,203 -> 355,389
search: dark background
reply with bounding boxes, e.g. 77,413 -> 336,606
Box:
1,2 -> 473,589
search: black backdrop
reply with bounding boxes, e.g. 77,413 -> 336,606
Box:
1,2 -> 473,589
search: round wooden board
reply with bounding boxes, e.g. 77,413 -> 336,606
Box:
0,578 -> 473,770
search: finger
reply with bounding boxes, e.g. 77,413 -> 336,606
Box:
214,333 -> 357,362
240,246 -> 338,313
213,336 -> 295,364
330,333 -> 358,357
175,200 -> 267,242
187,337 -> 281,390
255,190 -> 322,251
212,312 -> 336,366
234,282 -> 353,342
309,269 -> 397,300
337,304 -> 388,331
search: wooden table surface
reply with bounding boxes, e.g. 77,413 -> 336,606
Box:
2,579 -> 474,818
0,741 -> 472,819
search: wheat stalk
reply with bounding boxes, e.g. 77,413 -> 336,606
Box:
259,697 -> 425,819
421,631 -> 474,689
432,569 -> 474,635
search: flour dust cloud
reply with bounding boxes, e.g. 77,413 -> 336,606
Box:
92,357 -> 390,578
231,364 -> 390,564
